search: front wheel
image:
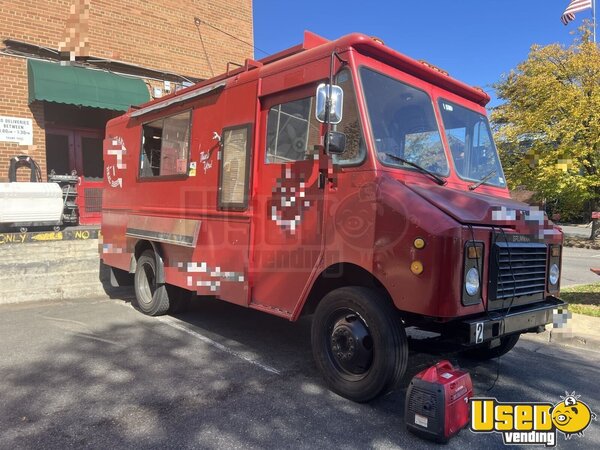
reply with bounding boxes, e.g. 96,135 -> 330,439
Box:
311,287 -> 408,403
462,333 -> 520,360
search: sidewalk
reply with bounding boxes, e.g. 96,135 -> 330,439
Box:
559,223 -> 592,238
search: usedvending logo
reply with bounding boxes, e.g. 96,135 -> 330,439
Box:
470,392 -> 596,446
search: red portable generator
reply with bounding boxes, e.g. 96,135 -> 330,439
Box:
405,360 -> 473,443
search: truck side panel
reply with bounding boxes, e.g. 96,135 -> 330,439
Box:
102,80 -> 259,307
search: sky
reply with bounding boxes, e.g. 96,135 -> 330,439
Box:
253,0 -> 595,108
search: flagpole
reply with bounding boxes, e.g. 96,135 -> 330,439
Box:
594,0 -> 597,44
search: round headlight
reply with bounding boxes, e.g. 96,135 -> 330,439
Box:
465,267 -> 480,296
549,264 -> 560,286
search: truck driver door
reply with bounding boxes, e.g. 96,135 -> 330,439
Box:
250,85 -> 324,316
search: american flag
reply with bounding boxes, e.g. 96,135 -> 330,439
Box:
561,0 -> 593,25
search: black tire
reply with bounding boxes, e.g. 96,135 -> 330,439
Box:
311,286 -> 408,403
463,333 -> 520,360
134,250 -> 170,316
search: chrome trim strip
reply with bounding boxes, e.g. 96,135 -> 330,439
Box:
125,215 -> 201,248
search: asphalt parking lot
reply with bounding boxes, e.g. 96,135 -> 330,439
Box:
0,295 -> 598,449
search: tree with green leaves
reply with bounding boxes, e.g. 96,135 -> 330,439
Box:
492,24 -> 600,224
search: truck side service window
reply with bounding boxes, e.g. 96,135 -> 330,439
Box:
333,69 -> 366,166
265,97 -> 321,163
219,125 -> 252,210
140,110 -> 192,178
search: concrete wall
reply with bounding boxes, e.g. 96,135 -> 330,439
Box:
0,238 -> 117,304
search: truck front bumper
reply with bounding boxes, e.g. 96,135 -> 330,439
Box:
462,297 -> 567,345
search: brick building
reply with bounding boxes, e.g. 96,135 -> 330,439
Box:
0,0 -> 254,182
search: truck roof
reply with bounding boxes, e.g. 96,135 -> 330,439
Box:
128,31 -> 490,118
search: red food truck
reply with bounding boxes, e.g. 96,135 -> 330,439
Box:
100,31 -> 565,402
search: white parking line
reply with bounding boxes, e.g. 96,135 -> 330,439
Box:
156,315 -> 282,375
112,300 -> 281,375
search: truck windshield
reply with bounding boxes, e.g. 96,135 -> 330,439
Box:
438,99 -> 506,187
360,67 -> 449,177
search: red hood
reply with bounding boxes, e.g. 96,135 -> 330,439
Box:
406,182 -> 561,239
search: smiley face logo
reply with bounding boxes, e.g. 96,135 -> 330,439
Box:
551,392 -> 597,439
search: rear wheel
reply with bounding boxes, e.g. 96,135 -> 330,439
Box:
311,287 -> 408,403
463,333 -> 520,360
134,250 -> 170,316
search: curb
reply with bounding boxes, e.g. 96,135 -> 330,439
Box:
549,330 -> 600,350
542,313 -> 600,351
0,226 -> 100,246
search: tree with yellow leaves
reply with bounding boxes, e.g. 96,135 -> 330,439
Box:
492,25 -> 600,222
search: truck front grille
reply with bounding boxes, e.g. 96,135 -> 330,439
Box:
489,242 -> 547,306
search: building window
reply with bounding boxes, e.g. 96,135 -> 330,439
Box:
140,110 -> 191,178
219,125 -> 252,210
266,97 -> 320,163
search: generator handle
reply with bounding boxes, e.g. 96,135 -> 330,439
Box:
435,360 -> 454,371
421,360 -> 454,382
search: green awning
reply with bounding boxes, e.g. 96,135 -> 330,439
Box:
27,59 -> 150,111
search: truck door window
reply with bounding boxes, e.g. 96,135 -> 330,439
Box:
360,67 -> 449,176
333,70 -> 366,166
140,110 -> 191,178
219,125 -> 252,210
266,97 -> 320,163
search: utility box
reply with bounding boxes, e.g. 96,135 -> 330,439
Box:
0,182 -> 63,230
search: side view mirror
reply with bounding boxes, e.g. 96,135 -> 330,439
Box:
315,83 -> 343,124
327,131 -> 346,154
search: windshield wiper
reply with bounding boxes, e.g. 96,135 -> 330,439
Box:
384,153 -> 446,186
468,170 -> 497,191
